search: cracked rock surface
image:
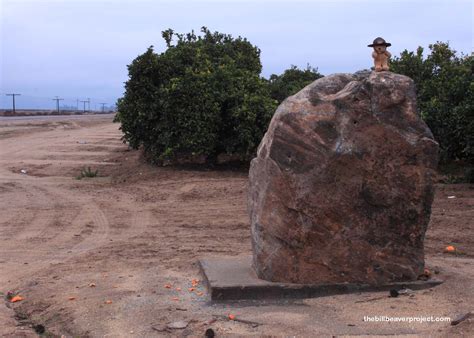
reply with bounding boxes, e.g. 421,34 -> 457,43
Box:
249,71 -> 439,284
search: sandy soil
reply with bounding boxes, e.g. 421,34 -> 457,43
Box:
0,115 -> 472,337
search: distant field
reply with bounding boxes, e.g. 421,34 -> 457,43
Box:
0,109 -> 115,117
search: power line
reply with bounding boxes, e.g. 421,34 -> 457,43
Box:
79,100 -> 88,113
6,93 -> 21,113
99,103 -> 107,112
52,96 -> 64,113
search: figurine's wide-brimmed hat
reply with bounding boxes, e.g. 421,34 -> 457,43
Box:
368,37 -> 391,47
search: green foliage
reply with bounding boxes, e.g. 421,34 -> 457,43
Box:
115,27 -> 277,164
117,30 -> 471,176
268,65 -> 323,103
391,42 -> 473,165
76,167 -> 98,180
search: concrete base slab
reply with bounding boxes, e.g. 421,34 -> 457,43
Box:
199,255 -> 443,301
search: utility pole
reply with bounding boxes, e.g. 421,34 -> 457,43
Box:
87,98 -> 91,111
99,103 -> 107,112
52,96 -> 64,113
76,99 -> 79,110
6,93 -> 21,113
79,100 -> 88,113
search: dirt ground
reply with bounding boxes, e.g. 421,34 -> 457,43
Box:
0,115 -> 472,337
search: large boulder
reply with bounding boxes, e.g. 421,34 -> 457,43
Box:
248,71 -> 438,285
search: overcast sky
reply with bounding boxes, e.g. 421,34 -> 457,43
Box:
0,0 -> 472,110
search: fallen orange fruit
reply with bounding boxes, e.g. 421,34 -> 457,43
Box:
188,288 -> 195,292
89,283 -> 96,287
68,297 -> 76,301
164,284 -> 172,289
10,295 -> 24,303
176,287 -> 182,291
228,314 -> 235,320
105,300 -> 113,304
445,245 -> 456,252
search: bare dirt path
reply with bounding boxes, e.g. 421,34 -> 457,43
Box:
0,116 -> 472,337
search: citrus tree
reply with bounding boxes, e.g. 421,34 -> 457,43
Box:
268,65 -> 323,103
115,27 -> 277,164
391,42 -> 473,166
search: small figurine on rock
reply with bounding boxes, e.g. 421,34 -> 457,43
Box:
368,37 -> 391,71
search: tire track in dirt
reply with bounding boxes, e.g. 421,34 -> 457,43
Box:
7,182 -> 74,243
130,208 -> 154,236
14,209 -> 56,241
0,120 -> 120,278
0,194 -> 111,283
0,179 -> 39,239
8,182 -> 69,242
0,208 -> 36,239
0,116 -> 123,337
48,204 -> 111,264
25,179 -> 114,263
